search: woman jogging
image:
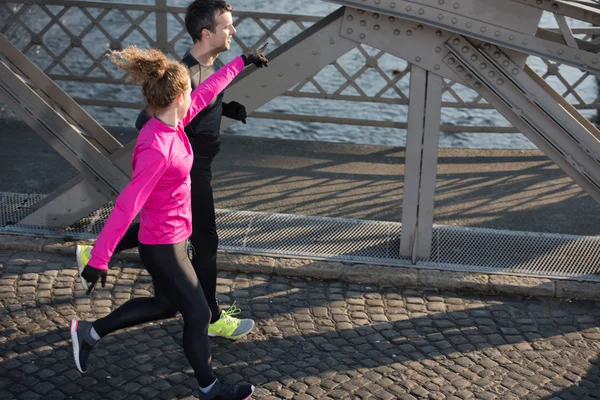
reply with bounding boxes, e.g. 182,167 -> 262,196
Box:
70,44 -> 267,400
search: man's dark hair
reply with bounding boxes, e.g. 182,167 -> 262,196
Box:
185,0 -> 233,43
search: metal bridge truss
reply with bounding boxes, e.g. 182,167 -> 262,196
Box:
1,0 -> 600,271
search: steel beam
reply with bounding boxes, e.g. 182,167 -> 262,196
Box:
0,33 -> 131,227
444,36 -> 600,203
0,34 -> 122,154
509,0 -> 600,25
400,66 -> 442,260
327,0 -> 600,75
221,7 -> 360,129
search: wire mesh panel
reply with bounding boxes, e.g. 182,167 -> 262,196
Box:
2,192 -> 599,281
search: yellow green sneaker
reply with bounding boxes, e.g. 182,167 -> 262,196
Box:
76,244 -> 92,291
208,302 -> 255,339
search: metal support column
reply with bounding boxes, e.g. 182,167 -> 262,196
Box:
400,65 -> 443,260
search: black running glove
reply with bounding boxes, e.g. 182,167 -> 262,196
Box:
222,101 -> 247,124
241,43 -> 269,68
81,265 -> 107,295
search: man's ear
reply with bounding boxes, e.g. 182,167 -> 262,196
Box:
201,28 -> 211,41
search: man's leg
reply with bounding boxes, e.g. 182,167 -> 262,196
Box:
190,163 -> 220,319
190,161 -> 255,339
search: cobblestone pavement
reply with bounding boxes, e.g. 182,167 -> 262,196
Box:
1,250 -> 600,400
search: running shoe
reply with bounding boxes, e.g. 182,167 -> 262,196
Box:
208,302 -> 255,340
70,319 -> 97,373
76,244 -> 92,291
199,379 -> 254,400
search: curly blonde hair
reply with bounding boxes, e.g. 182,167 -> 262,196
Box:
111,46 -> 190,114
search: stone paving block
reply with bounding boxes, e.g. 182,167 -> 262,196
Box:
343,265 -> 418,287
489,275 -> 555,297
555,281 -> 600,300
218,253 -> 275,275
419,270 -> 490,292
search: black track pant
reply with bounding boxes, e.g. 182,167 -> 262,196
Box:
92,240 -> 216,387
111,158 -> 220,320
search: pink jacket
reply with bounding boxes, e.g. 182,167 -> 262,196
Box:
88,56 -> 245,270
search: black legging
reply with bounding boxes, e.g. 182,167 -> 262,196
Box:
92,240 -> 216,387
112,158 -> 220,320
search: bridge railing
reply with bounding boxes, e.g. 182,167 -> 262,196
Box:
1,0 -> 598,138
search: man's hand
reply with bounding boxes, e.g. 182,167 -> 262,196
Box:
222,101 -> 247,124
242,43 -> 269,68
81,265 -> 107,295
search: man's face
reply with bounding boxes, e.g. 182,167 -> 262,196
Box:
207,11 -> 235,53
